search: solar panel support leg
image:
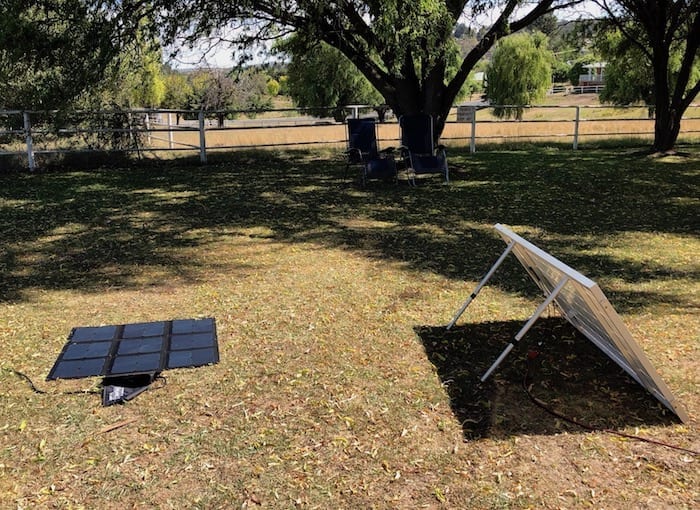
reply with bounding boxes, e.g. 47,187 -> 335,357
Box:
446,241 -> 515,330
481,276 -> 569,382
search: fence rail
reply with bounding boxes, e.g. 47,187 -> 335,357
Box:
2,103 -> 699,171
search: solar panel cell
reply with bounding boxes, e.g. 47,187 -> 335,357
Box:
70,326 -> 118,343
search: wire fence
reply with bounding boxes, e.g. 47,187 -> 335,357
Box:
2,102 -> 699,171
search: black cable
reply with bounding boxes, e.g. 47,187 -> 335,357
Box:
522,352 -> 699,456
3,367 -> 100,395
6,368 -> 47,394
4,367 -> 169,398
151,374 -> 168,390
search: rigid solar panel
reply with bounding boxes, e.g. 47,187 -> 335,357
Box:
493,224 -> 688,422
47,318 -> 219,380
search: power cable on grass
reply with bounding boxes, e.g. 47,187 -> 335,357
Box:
3,367 -> 99,395
522,351 -> 698,456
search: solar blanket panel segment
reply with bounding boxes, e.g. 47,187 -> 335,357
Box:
47,318 -> 219,381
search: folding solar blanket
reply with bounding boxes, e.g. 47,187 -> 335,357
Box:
47,318 -> 219,405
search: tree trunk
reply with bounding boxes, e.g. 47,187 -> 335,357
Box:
650,47 -> 679,153
386,75 -> 454,142
653,105 -> 682,153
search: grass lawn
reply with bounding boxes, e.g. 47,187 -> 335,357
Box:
1,145 -> 698,509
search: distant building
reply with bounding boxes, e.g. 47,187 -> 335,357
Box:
579,62 -> 606,87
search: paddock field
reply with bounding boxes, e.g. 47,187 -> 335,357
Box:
145,94 -> 700,153
149,117 -> 700,152
148,96 -> 700,152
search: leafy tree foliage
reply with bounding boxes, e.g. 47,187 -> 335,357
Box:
551,59 -> 572,83
278,75 -> 289,96
486,32 -> 553,119
0,0 -> 151,111
541,17 -> 605,86
279,37 -> 385,121
177,68 -> 272,125
91,37 -> 166,109
266,78 -> 280,97
0,1 -> 117,110
596,29 -> 654,112
593,0 -> 700,152
162,71 -> 194,110
567,55 -> 597,86
531,12 -> 559,36
149,0 -> 582,139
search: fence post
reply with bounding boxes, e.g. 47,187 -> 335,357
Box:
23,111 -> 36,171
573,106 -> 580,150
470,110 -> 477,153
167,113 -> 174,149
198,110 -> 207,163
145,112 -> 152,146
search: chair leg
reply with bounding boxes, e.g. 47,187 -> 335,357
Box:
408,169 -> 416,186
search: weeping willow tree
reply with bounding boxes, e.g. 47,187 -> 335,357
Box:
485,32 -> 553,120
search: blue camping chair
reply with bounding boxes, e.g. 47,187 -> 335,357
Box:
399,114 -> 449,185
344,118 -> 397,186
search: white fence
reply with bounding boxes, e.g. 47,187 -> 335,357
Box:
2,103 -> 699,171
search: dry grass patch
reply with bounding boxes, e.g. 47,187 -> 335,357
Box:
1,147 -> 698,508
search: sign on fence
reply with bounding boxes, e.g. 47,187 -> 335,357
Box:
456,105 -> 477,123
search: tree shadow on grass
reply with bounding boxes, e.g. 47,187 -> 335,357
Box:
0,147 -> 697,308
414,317 -> 680,440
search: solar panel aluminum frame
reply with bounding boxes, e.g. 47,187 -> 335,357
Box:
447,224 -> 689,423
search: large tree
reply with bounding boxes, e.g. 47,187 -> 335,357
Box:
486,32 -> 553,119
0,0 -> 115,110
593,1 -> 700,153
153,1 -> 582,139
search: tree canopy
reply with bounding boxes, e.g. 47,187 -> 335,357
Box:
0,0 -> 157,111
593,0 -> 700,152
0,1 -> 117,110
596,28 -> 654,111
279,37 -> 384,121
150,0 -> 581,138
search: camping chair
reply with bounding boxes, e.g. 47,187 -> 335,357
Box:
344,118 -> 397,186
399,114 -> 449,185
